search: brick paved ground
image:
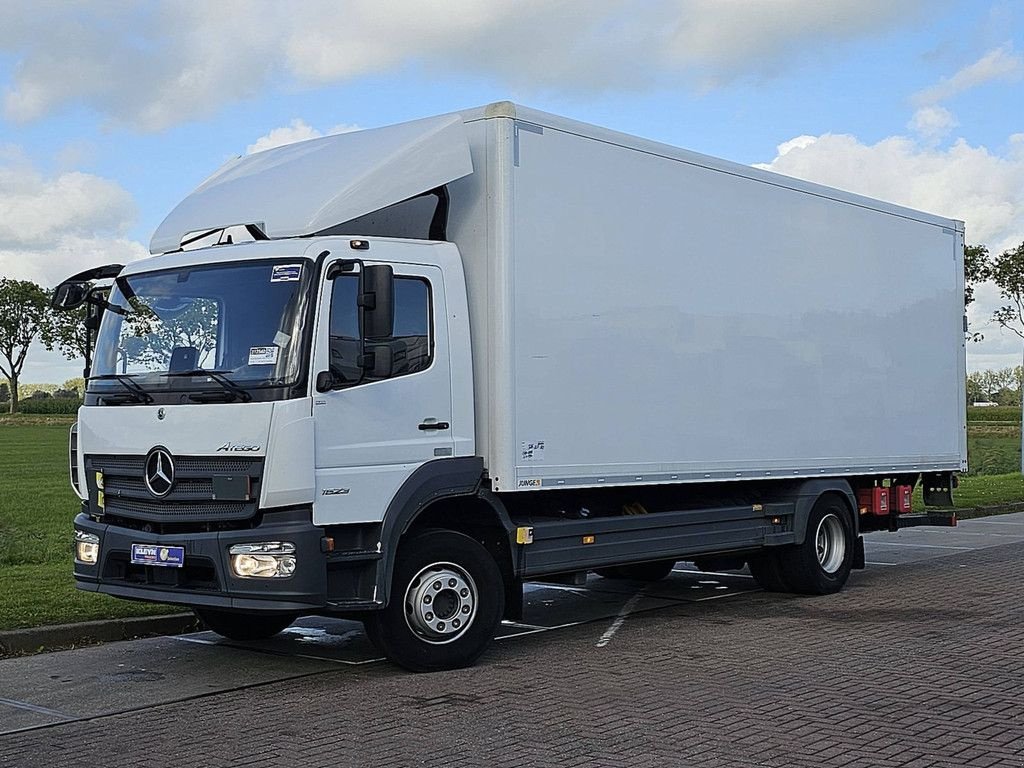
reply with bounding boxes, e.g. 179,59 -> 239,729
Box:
3,542 -> 1024,768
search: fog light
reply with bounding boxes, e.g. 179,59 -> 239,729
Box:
229,542 -> 296,579
75,531 -> 99,564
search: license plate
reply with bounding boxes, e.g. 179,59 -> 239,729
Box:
131,543 -> 185,568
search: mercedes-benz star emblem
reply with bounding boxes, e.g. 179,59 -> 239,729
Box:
144,447 -> 174,498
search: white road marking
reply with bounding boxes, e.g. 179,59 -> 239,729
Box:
526,583 -> 589,594
899,529 -> 1021,537
674,569 -> 755,579
494,620 -> 587,640
595,592 -> 645,648
170,634 -> 382,666
865,561 -> 899,566
696,590 -> 755,601
960,519 -> 1024,526
866,541 -> 972,550
0,697 -> 75,721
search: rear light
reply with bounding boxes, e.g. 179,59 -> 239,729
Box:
893,485 -> 913,514
857,487 -> 890,516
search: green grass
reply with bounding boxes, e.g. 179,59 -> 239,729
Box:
948,473 -> 1024,509
0,423 -> 173,631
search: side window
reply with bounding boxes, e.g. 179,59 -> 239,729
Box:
328,273 -> 432,386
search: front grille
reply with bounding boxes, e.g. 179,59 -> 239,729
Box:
85,453 -> 263,523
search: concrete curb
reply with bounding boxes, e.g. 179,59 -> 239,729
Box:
955,502 -> 1024,519
0,613 -> 200,657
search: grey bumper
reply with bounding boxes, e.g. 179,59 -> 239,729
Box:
73,511 -> 328,613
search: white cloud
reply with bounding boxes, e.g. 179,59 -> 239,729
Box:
908,105 -> 958,142
246,119 -> 360,155
0,0 -> 929,130
0,151 -> 146,286
913,44 -> 1024,106
756,130 -> 1024,368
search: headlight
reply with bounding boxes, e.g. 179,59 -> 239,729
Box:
229,542 -> 296,579
75,531 -> 100,564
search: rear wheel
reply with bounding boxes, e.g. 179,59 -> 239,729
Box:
193,608 -> 296,641
747,552 -> 791,592
595,559 -> 675,582
364,529 -> 504,672
778,494 -> 854,595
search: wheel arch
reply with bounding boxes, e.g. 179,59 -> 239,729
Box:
376,458 -> 517,606
780,478 -> 858,545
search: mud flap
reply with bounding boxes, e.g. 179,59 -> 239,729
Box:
853,535 -> 865,570
922,472 -> 956,508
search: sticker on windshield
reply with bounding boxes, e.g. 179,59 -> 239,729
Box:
248,345 -> 280,365
271,264 -> 302,282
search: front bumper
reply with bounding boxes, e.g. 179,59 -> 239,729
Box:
73,510 -> 328,612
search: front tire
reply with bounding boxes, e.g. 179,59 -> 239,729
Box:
778,494 -> 855,595
193,608 -> 296,641
364,529 -> 504,672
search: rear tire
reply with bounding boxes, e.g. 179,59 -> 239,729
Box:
364,529 -> 504,672
595,560 -> 675,582
193,608 -> 296,641
778,494 -> 855,595
747,552 -> 791,592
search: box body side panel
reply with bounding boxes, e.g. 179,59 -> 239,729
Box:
498,122 -> 964,491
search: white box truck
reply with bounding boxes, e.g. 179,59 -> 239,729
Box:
54,102 -> 966,671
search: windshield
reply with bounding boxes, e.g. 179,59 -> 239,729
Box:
90,259 -> 312,396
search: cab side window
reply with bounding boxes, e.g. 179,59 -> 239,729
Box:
328,274 -> 432,386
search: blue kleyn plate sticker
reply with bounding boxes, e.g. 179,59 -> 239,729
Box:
248,345 -> 279,365
271,264 -> 302,282
131,543 -> 185,568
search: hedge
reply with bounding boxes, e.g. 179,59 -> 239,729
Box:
967,406 -> 1022,424
16,398 -> 83,414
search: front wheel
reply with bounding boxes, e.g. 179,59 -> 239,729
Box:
193,608 -> 296,641
778,494 -> 855,595
364,529 -> 504,672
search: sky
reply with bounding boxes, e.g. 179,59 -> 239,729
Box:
1,0 -> 1022,383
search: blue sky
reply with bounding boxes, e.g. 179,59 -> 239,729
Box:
1,0 -> 1022,382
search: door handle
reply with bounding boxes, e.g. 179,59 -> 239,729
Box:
418,421 -> 450,431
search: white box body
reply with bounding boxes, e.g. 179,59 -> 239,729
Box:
447,104 -> 967,492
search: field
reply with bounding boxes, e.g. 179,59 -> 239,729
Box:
0,417 -> 172,630
0,408 -> 1022,631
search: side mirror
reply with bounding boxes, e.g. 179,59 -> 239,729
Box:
51,281 -> 90,311
315,370 -> 334,393
361,264 -> 394,339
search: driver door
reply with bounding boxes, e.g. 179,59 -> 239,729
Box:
311,257 -> 454,525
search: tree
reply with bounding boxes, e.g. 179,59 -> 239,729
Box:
990,241 -> 1024,340
41,302 -> 89,370
62,377 -> 85,397
964,244 -> 990,342
0,279 -> 50,414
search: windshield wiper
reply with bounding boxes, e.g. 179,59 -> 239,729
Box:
162,369 -> 253,403
89,374 -> 154,404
